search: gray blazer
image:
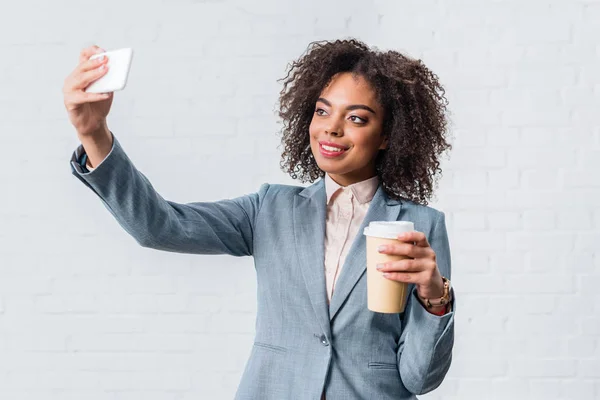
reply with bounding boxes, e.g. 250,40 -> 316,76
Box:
70,133 -> 455,400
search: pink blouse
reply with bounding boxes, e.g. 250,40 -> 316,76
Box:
323,173 -> 380,304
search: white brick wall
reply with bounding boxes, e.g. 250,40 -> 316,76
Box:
0,0 -> 598,399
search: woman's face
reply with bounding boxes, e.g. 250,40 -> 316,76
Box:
309,72 -> 387,187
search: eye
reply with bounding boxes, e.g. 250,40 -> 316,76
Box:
315,108 -> 327,116
349,115 -> 367,124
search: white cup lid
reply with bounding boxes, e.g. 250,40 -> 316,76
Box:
363,221 -> 415,239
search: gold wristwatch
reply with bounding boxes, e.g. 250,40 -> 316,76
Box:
418,276 -> 453,309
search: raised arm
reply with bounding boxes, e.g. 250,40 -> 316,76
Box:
71,132 -> 269,256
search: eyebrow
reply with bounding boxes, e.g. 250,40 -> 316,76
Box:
317,97 -> 377,115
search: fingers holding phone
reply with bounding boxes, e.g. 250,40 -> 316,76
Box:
63,45 -> 115,137
85,48 -> 133,94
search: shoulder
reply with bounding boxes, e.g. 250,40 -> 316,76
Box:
400,198 -> 446,227
253,182 -> 311,208
257,182 -> 307,197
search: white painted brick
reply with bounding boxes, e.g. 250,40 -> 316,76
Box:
578,361 -> 600,378
487,211 -> 521,230
451,102 -> 502,126
525,252 -> 569,273
522,211 -> 556,230
487,127 -> 519,147
526,337 -> 568,358
490,88 -> 560,109
568,337 -> 597,359
490,378 -> 531,400
529,379 -> 564,399
458,314 -> 507,334
561,380 -> 596,400
579,275 -> 599,297
571,252 -> 596,273
575,233 -> 600,251
557,210 -> 593,230
35,295 -> 97,314
520,127 -> 558,147
69,334 -> 193,353
504,274 -> 575,294
453,232 -> 507,251
490,251 -> 527,274
455,378 -> 495,397
452,253 -> 490,274
452,294 -> 489,316
453,127 -> 486,147
508,148 -> 577,169
581,317 -> 600,336
453,211 -> 486,230
510,359 -> 576,378
508,233 -> 576,254
564,170 -> 600,188
507,315 -> 578,336
488,168 -> 520,191
522,169 -> 560,191
4,333 -> 67,352
488,337 -> 529,359
488,295 -> 556,316
456,273 -> 505,294
508,67 -> 577,88
453,170 -> 487,193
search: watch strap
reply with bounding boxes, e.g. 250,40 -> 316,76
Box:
418,276 -> 452,309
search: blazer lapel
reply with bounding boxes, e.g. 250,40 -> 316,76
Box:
293,179 -> 332,340
328,185 -> 403,321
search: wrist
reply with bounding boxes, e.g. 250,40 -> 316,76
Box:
416,276 -> 452,314
78,125 -> 112,169
416,274 -> 445,299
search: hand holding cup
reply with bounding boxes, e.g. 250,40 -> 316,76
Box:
375,230 -> 445,301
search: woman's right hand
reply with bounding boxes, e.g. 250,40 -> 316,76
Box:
63,45 -> 113,138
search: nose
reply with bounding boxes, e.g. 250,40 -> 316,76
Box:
325,121 -> 343,137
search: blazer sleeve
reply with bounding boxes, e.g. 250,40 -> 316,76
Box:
396,210 -> 455,395
70,131 -> 269,256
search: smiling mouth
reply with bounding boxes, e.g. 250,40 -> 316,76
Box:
319,143 -> 349,157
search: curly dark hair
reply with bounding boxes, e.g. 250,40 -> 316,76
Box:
276,38 -> 452,205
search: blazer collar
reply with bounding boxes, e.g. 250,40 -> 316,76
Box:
299,177 -> 401,206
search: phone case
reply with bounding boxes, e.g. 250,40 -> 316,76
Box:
85,48 -> 134,93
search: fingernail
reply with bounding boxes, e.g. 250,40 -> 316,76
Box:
398,233 -> 406,239
378,245 -> 387,252
376,263 -> 384,270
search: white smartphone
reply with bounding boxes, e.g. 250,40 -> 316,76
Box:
85,48 -> 134,94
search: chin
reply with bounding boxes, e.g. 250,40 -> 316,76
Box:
315,162 -> 347,176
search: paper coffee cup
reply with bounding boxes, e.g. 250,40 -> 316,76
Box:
363,221 -> 414,313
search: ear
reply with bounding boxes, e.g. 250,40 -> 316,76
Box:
379,137 -> 388,150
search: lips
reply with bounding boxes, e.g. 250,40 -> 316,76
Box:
318,141 -> 349,150
318,142 -> 349,158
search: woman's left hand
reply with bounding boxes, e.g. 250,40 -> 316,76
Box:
375,231 -> 445,300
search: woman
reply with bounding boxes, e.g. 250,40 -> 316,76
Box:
63,38 -> 454,399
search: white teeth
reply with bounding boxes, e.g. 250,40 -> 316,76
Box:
322,145 -> 345,152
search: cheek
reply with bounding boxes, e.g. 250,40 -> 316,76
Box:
350,134 -> 375,150
308,117 -> 321,137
